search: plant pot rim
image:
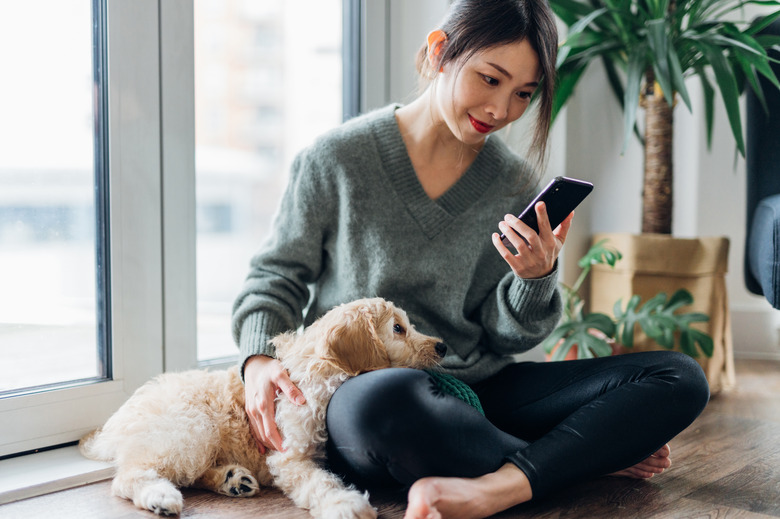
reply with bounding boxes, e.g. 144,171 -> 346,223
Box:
591,232 -> 729,276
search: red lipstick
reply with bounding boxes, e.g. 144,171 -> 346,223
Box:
469,114 -> 494,134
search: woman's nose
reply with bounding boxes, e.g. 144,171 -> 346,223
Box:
485,96 -> 510,121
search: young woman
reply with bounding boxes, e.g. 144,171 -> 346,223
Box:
232,1 -> 710,518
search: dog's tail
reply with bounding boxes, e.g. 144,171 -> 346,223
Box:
78,428 -> 112,461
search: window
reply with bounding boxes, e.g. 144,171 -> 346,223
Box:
0,1 -> 107,394
194,0 -> 344,362
0,0 -> 167,457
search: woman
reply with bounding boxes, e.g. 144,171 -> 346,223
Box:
232,1 -> 710,518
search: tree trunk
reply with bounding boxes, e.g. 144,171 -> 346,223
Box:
642,73 -> 674,234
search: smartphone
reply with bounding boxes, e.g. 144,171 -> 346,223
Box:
500,176 -> 593,247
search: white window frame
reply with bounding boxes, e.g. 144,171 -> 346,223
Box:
0,0 -> 194,458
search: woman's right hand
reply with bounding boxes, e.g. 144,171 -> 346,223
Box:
243,354 -> 306,454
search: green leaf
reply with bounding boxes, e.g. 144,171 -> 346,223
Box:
747,11 -> 780,35
695,40 -> 746,156
583,312 -> 618,337
690,329 -> 715,357
622,45 -> 647,154
541,322 -> 577,353
698,68 -> 716,149
552,63 -> 589,126
677,312 -> 711,324
602,56 -> 645,144
549,0 -> 596,25
668,46 -> 693,111
577,239 -> 623,268
664,288 -> 694,312
564,7 -> 610,45
647,19 -> 676,107
737,57 -> 768,112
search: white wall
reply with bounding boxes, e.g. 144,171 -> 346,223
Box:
380,0 -> 780,359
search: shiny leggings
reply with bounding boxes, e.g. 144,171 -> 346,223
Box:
325,350 -> 709,499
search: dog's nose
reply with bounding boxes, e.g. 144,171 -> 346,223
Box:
435,342 -> 447,358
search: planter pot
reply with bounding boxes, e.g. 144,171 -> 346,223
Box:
588,232 -> 736,394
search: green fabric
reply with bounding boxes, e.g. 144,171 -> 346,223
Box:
232,104 -> 562,384
425,370 -> 484,415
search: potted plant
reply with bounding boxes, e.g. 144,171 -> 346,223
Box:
543,240 -> 715,361
551,0 -> 780,233
546,0 -> 779,391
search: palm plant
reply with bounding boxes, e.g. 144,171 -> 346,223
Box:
550,0 -> 780,234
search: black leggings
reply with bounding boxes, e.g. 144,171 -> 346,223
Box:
325,350 -> 709,499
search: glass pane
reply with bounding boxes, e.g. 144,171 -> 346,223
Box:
195,0 -> 343,361
0,1 -> 107,393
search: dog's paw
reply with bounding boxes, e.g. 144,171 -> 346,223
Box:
318,491 -> 377,519
136,480 -> 183,516
218,465 -> 260,498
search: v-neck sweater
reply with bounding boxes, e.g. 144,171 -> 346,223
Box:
232,105 -> 562,384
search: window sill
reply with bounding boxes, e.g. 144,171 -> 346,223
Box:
0,445 -> 114,505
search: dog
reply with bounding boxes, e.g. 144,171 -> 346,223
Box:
79,298 -> 446,518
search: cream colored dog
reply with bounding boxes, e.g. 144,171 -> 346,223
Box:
80,298 -> 446,518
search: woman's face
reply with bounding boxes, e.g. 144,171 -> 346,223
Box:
432,38 -> 541,146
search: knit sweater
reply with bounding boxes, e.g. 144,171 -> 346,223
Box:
232,105 -> 562,384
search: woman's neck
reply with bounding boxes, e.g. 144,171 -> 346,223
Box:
395,93 -> 484,200
395,94 -> 483,162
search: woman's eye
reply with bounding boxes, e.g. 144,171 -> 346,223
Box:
393,323 -> 406,334
517,91 -> 532,100
482,74 -> 499,86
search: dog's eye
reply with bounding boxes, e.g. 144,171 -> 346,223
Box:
393,323 -> 406,335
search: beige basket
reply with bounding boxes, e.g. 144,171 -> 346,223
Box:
589,232 -> 736,394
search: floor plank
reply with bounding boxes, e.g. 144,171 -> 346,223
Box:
2,358 -> 778,518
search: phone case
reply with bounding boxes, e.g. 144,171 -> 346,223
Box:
500,176 -> 593,246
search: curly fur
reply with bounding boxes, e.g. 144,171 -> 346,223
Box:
79,298 -> 444,518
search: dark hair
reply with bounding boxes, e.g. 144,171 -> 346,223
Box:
416,0 -> 558,167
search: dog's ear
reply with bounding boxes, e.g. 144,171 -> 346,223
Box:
319,308 -> 391,376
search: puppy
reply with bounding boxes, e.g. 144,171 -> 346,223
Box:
80,298 -> 446,518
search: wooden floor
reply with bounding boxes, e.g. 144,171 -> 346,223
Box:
3,358 -> 779,519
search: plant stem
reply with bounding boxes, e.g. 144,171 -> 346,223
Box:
642,69 -> 674,234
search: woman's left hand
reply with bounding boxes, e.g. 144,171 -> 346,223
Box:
492,202 -> 573,279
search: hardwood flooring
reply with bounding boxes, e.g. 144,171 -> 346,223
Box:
2,358 -> 778,518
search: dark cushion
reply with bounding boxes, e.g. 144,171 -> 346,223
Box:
748,194 -> 780,308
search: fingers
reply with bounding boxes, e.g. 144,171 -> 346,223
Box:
493,202 -> 566,279
242,355 -> 306,454
246,410 -> 266,454
261,401 -> 285,452
277,371 -> 307,406
554,211 -> 574,244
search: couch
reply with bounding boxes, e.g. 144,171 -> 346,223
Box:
745,18 -> 780,309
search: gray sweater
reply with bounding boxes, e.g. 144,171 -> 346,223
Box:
232,105 -> 562,384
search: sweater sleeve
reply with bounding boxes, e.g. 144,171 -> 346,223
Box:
478,265 -> 563,355
231,147 -> 334,376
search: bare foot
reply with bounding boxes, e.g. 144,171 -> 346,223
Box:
403,464 -> 532,519
610,444 -> 672,479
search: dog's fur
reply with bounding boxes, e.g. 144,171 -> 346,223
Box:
80,298 -> 444,518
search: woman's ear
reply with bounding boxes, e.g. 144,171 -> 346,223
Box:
426,29 -> 448,71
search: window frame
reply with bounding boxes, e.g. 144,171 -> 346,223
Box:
0,0 -> 169,457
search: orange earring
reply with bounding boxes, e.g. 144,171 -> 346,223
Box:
427,29 -> 447,65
